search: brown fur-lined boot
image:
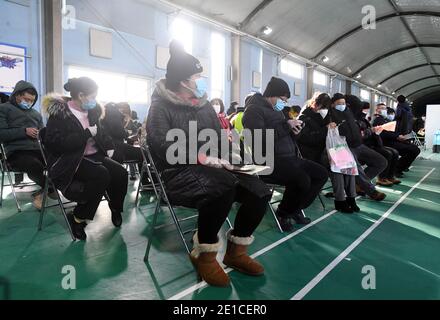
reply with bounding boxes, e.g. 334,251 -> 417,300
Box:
223,230 -> 264,276
189,232 -> 230,287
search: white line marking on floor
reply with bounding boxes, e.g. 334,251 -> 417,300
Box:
290,168 -> 436,300
169,208 -> 341,300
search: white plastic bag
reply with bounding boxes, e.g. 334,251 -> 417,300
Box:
326,128 -> 358,176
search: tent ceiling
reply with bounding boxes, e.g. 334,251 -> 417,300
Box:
162,0 -> 440,99
384,66 -> 437,91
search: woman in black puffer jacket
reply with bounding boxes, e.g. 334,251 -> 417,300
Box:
42,77 -> 128,241
146,41 -> 271,288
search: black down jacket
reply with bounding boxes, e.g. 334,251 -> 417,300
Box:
242,93 -> 297,159
329,107 -> 363,149
297,107 -> 330,164
42,95 -> 114,193
146,80 -> 270,209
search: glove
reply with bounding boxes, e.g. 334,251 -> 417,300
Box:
87,125 -> 98,137
107,150 -> 115,158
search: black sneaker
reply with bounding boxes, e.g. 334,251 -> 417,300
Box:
67,213 -> 87,241
275,210 -> 295,233
291,210 -> 312,225
111,209 -> 123,228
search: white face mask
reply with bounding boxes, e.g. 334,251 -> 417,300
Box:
319,109 -> 329,119
212,104 -> 221,114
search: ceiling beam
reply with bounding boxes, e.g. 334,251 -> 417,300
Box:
352,44 -> 440,77
238,0 -> 274,30
377,63 -> 440,85
408,85 -> 440,99
387,0 -> 440,83
394,76 -> 440,93
312,11 -> 440,61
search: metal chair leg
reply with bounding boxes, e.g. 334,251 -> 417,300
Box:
167,203 -> 191,255
55,186 -> 75,241
38,173 -> 50,231
226,217 -> 233,230
0,171 -> 4,207
144,201 -> 161,262
318,193 -> 326,210
269,202 -> 284,233
268,187 -> 283,233
5,171 -> 21,212
135,166 -> 145,207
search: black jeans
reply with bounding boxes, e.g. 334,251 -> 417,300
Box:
373,147 -> 399,179
8,150 -> 46,189
385,141 -> 421,173
263,157 -> 329,217
198,186 -> 271,245
65,155 -> 128,221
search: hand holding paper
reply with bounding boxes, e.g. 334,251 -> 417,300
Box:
379,121 -> 397,132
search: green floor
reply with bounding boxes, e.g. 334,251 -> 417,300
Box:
1,153 -> 439,300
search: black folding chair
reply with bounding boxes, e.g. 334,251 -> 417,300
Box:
135,137 -> 159,207
37,128 -> 76,241
0,143 -> 37,212
141,135 -> 232,263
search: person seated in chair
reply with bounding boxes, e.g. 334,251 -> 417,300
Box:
102,102 -> 145,182
373,104 -> 420,177
42,77 -> 128,241
0,81 -> 56,209
299,93 -> 360,213
147,41 -> 272,288
358,102 -> 401,187
331,94 -> 387,202
243,77 -> 329,232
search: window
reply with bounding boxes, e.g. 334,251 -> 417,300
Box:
210,32 -> 226,100
126,77 -> 151,104
374,94 -> 379,103
280,59 -> 304,79
170,18 -> 193,54
313,71 -> 327,86
360,89 -> 370,101
67,66 -> 151,105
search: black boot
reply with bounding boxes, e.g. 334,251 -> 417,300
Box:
111,209 -> 123,228
291,210 -> 312,225
275,209 -> 294,233
346,197 -> 360,212
67,213 -> 87,241
334,200 -> 354,214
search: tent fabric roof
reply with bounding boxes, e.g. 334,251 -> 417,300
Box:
164,0 -> 440,101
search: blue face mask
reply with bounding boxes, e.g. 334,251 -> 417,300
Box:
82,100 -> 97,111
18,101 -> 32,110
194,78 -> 208,99
335,104 -> 346,112
274,99 -> 286,112
380,110 -> 388,118
387,114 -> 395,121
